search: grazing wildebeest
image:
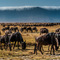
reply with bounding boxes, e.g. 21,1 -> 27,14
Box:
20,27 -> 27,32
2,26 -> 10,32
2,28 -> 6,32
32,27 -> 38,32
2,25 -> 5,27
0,34 -> 11,51
10,27 -> 18,32
48,32 -> 60,51
10,27 -> 14,31
5,30 -> 12,35
14,27 -> 18,32
9,31 -> 26,50
0,30 -> 12,51
40,28 -> 49,35
34,32 -> 59,55
26,27 -> 32,32
55,28 -> 60,33
5,26 -> 10,30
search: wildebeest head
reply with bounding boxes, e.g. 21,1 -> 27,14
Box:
55,46 -> 59,51
50,32 -> 59,51
21,42 -> 26,50
55,38 -> 59,51
5,30 -> 12,35
40,28 -> 49,35
55,28 -> 60,33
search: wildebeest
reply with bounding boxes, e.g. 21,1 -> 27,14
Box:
0,34 -> 11,51
9,31 -> 26,50
0,30 -> 12,51
47,32 -> 60,51
2,25 -> 5,27
5,30 -> 12,35
20,27 -> 27,32
32,27 -> 38,32
55,28 -> 60,33
40,28 -> 49,35
2,28 -> 5,32
10,27 -> 18,32
34,32 -> 59,55
26,27 -> 32,32
2,26 -> 10,32
20,26 -> 37,33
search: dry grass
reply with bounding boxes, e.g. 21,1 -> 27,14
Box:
0,24 -> 60,60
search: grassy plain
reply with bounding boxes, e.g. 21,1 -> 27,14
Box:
0,24 -> 60,60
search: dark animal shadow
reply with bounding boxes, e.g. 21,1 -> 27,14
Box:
43,50 -> 49,52
18,48 -> 33,50
13,49 -> 21,51
29,52 -> 34,54
56,54 -> 60,56
13,48 -> 34,52
46,52 -> 60,56
24,49 -> 33,50
57,50 -> 60,52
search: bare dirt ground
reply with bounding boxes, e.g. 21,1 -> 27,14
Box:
0,24 -> 60,60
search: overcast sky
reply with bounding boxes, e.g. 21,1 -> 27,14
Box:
0,0 -> 60,7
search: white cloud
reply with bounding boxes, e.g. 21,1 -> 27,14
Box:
40,6 -> 60,9
0,6 -> 60,10
0,6 -> 34,10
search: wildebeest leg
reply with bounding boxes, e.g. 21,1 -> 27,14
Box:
34,44 -> 37,55
41,46 -> 44,51
31,29 -> 32,33
13,41 -> 16,49
0,43 -> 3,50
40,33 -> 41,35
27,30 -> 28,32
9,43 -> 12,51
53,45 -> 55,55
9,44 -> 11,51
36,30 -> 37,32
0,46 -> 3,50
39,45 -> 43,54
18,41 -> 20,49
5,43 -> 8,50
48,45 -> 50,51
50,45 -> 53,55
50,45 -> 55,55
4,43 -> 5,49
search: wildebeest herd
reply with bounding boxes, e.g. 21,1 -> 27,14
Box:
0,25 -> 60,55
20,26 -> 37,32
2,26 -> 37,33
